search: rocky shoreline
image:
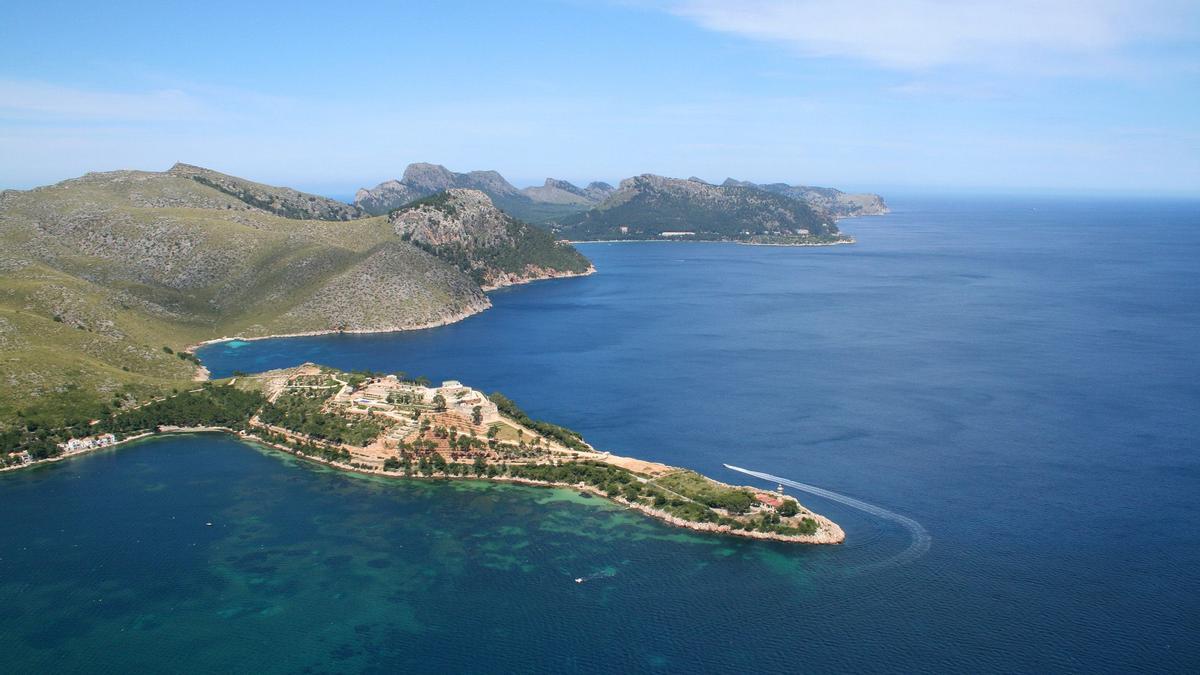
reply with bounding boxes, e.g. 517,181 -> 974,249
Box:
236,430 -> 844,545
481,265 -> 595,291
185,266 -> 596,362
569,238 -> 854,246
738,237 -> 856,247
184,304 -> 490,358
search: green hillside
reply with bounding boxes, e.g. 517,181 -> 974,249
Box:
0,167 -> 494,428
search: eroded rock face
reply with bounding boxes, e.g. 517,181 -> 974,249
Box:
388,189 -> 592,287
390,189 -> 514,249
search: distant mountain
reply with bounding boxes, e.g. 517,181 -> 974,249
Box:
722,179 -> 888,219
356,164 -> 596,224
555,174 -> 845,243
520,178 -> 615,206
355,163 -> 520,215
390,189 -> 592,289
168,163 -> 363,221
356,164 -> 887,229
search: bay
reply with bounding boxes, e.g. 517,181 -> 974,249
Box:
4,195 -> 1198,672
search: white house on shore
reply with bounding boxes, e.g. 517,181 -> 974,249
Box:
60,433 -> 117,453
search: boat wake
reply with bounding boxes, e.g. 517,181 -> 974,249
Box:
724,464 -> 931,570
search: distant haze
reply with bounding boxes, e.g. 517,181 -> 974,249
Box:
1,1 -> 1197,196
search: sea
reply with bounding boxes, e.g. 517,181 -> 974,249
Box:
2,195 -> 1197,672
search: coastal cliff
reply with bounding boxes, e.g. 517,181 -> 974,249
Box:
390,189 -> 593,288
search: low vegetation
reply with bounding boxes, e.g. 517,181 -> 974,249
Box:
487,392 -> 589,452
655,470 -> 757,514
257,389 -> 389,448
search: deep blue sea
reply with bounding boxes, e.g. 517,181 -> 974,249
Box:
3,196 -> 1198,672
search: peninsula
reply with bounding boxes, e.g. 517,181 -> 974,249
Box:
1,364 -> 844,545
552,174 -> 859,244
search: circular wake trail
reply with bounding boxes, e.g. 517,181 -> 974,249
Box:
724,464 -> 931,569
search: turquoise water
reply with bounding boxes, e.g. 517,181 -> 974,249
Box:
0,434 -> 839,672
4,196 -> 1199,671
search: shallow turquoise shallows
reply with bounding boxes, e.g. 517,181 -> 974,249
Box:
4,195 -> 1199,672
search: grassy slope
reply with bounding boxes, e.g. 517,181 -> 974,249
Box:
0,170 -> 488,428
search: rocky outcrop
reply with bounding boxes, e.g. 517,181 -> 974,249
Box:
584,181 -> 615,202
391,189 -> 514,249
353,179 -> 421,215
389,189 -> 592,287
723,178 -> 889,218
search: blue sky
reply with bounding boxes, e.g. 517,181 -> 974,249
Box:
1,0 -> 1197,196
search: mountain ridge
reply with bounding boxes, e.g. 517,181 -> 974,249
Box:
355,163 -> 587,223
354,163 -> 887,231
554,173 -> 847,243
168,163 -> 365,220
722,178 -> 889,219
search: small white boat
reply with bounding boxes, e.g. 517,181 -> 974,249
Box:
575,577 -> 584,583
